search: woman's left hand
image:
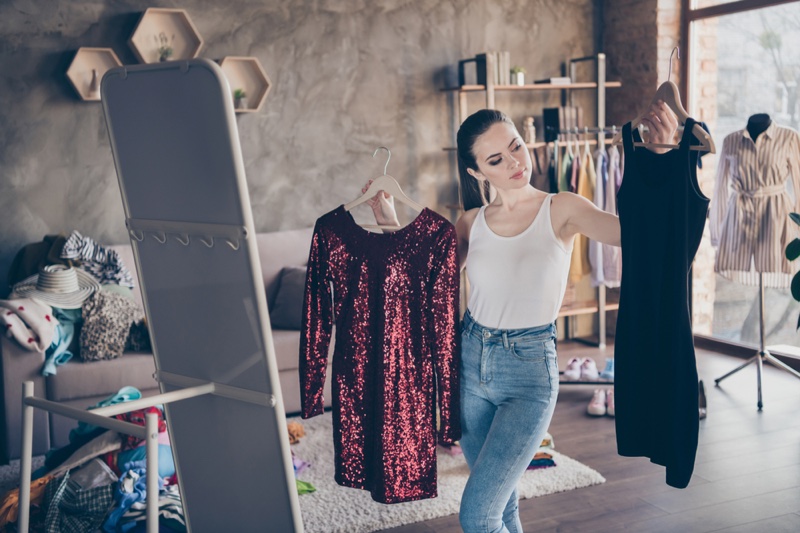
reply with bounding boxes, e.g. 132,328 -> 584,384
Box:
362,180 -> 400,227
641,100 -> 679,154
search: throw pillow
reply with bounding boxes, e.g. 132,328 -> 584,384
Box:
270,266 -> 307,330
79,288 -> 143,361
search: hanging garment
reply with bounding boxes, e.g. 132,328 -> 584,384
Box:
609,143 -> 624,193
615,119 -> 709,489
589,149 -> 607,287
709,122 -> 800,287
568,151 -> 595,283
300,205 -> 460,504
569,149 -> 582,193
604,145 -> 624,286
559,150 -> 573,193
547,144 -> 559,193
590,146 -> 623,288
529,145 -> 552,192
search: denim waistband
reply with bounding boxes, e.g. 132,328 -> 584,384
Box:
462,309 -> 556,348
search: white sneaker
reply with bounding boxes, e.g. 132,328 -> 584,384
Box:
563,357 -> 582,380
587,389 -> 607,416
580,358 -> 600,380
606,389 -> 615,417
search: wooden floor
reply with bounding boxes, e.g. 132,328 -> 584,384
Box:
381,340 -> 800,533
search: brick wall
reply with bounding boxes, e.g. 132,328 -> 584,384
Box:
604,0 -> 659,126
690,17 -> 721,334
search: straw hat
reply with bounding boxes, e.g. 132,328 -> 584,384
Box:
11,265 -> 101,309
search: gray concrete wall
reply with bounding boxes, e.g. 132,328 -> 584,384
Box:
0,0 -> 598,295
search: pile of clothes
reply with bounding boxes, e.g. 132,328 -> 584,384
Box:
0,387 -> 184,532
1,231 -> 149,377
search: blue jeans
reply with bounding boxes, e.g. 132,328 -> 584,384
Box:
459,311 -> 559,533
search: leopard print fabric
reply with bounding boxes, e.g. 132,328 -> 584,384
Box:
79,290 -> 144,361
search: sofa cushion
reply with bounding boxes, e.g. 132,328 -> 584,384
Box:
46,353 -> 158,402
269,266 -> 307,330
271,329 -> 303,372
256,228 -> 314,308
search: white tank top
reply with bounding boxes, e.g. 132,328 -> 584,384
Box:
466,194 -> 573,329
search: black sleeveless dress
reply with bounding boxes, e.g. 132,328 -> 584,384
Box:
615,118 -> 709,489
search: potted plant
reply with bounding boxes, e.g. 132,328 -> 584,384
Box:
511,66 -> 526,86
155,32 -> 174,62
233,88 -> 248,109
786,212 -> 800,328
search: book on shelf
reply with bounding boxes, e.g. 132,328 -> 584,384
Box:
534,76 -> 572,85
543,106 -> 584,142
458,50 -> 512,87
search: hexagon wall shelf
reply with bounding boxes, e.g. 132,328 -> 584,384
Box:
219,56 -> 272,113
66,47 -> 122,101
128,8 -> 203,64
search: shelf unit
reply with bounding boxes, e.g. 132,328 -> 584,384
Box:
65,47 -> 122,101
128,8 -> 204,64
444,53 -> 620,350
219,56 -> 272,113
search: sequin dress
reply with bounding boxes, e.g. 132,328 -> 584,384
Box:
300,205 -> 461,504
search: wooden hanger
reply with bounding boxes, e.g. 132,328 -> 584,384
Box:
344,146 -> 424,230
611,48 -> 716,153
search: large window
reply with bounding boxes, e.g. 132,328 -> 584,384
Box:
687,0 -> 800,348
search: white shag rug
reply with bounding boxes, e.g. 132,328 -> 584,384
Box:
291,412 -> 605,533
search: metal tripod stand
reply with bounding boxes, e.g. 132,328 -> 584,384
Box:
715,272 -> 800,410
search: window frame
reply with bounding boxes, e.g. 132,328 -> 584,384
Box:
680,0 -> 800,364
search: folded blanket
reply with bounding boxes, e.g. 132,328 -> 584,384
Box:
0,298 -> 57,352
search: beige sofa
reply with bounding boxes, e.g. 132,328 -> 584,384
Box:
0,227 -> 332,463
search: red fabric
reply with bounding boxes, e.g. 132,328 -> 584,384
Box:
113,407 -> 166,450
300,205 -> 460,504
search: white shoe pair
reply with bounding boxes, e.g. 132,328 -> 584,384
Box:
587,388 -> 615,417
563,357 -> 600,381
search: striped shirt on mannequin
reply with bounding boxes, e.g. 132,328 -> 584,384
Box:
709,122 -> 800,288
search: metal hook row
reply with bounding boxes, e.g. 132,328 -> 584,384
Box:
129,230 -> 240,250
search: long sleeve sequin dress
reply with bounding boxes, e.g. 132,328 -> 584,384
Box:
300,205 -> 461,504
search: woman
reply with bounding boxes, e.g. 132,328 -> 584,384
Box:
365,102 -> 677,533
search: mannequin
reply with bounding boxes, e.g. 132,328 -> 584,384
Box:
746,113 -> 771,141
712,112 -> 800,409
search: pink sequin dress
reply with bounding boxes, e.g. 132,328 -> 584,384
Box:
300,205 -> 461,504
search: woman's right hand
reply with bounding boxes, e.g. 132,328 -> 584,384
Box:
362,180 -> 400,227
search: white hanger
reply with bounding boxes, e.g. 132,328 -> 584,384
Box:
582,126 -> 591,159
566,130 -> 574,159
344,146 -> 424,230
611,47 -> 715,153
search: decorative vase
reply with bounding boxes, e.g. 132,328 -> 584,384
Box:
88,68 -> 100,99
235,97 -> 248,110
512,72 -> 525,86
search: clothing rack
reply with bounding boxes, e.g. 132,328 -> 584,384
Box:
550,126 -> 621,352
548,126 -> 620,136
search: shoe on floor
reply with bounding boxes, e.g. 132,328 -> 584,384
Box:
580,357 -> 600,380
587,389 -> 607,416
563,357 -> 583,380
600,358 -> 614,381
606,389 -> 615,417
